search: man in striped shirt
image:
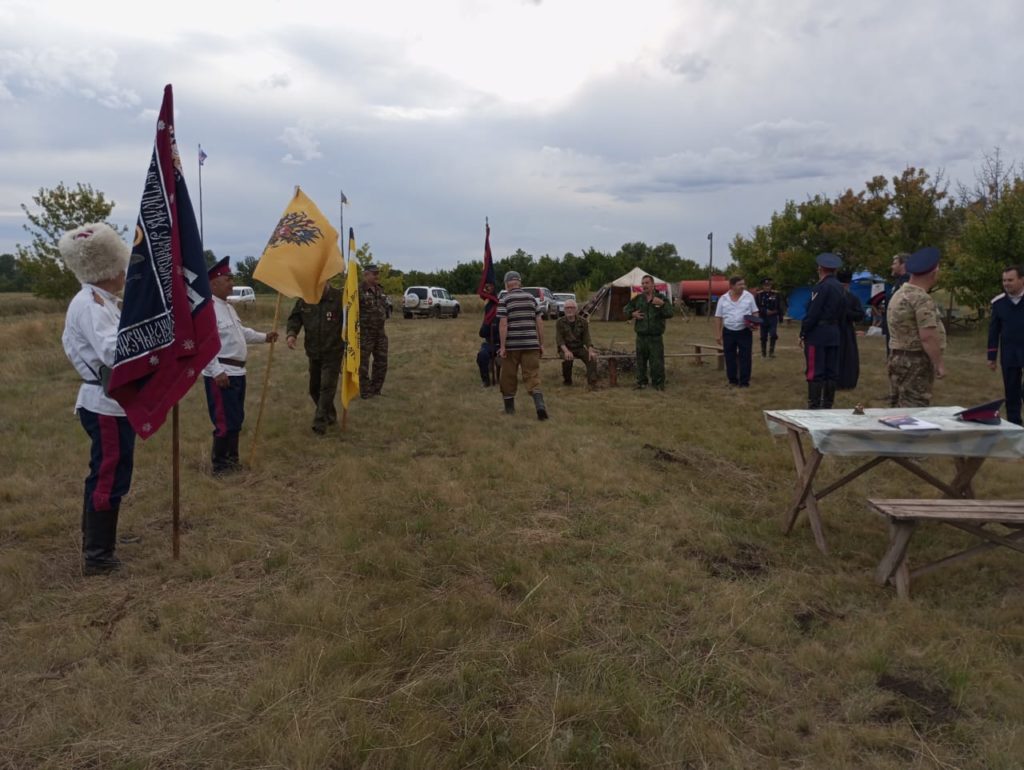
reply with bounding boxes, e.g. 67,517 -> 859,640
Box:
497,271 -> 549,419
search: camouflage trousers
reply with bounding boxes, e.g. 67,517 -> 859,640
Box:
360,329 -> 388,397
887,350 -> 934,407
308,354 -> 341,429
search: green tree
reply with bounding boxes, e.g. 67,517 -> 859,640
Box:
233,255 -> 274,293
16,182 -> 128,300
0,253 -> 32,292
353,242 -> 403,295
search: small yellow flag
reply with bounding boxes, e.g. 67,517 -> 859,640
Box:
254,188 -> 344,303
340,241 -> 360,410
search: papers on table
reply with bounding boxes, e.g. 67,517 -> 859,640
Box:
878,415 -> 941,431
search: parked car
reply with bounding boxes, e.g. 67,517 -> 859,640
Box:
552,292 -> 576,316
403,286 -> 460,318
521,287 -> 559,319
227,286 -> 256,305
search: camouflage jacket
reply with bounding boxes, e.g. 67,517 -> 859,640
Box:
887,283 -> 946,351
359,282 -> 388,334
623,291 -> 674,336
286,287 -> 344,359
555,316 -> 593,353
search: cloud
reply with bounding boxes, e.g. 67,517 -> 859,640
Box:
0,46 -> 139,109
279,126 -> 322,164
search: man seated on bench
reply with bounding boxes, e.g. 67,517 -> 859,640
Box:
555,299 -> 599,390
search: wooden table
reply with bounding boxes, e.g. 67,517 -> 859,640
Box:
764,407 -> 1024,554
867,499 -> 1024,598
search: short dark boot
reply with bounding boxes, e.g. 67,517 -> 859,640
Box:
760,339 -> 767,358
226,433 -> 241,471
532,391 -> 549,421
807,381 -> 824,410
769,338 -> 777,358
503,397 -> 515,415
83,508 -> 122,575
211,436 -> 231,475
561,361 -> 573,385
821,382 -> 836,410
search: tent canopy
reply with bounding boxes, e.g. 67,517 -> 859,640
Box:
583,267 -> 674,321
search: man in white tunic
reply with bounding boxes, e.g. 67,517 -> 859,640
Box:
201,257 -> 278,474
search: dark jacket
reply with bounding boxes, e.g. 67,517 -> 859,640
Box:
988,292 -> 1024,368
623,291 -> 674,336
286,287 -> 344,359
801,275 -> 843,347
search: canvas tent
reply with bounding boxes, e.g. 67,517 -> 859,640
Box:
582,267 -> 674,321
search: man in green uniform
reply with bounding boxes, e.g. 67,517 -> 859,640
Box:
886,247 -> 946,407
623,274 -> 674,390
359,264 -> 389,398
555,299 -> 599,388
286,279 -> 345,434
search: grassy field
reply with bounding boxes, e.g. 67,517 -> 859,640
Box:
1,292 -> 1022,769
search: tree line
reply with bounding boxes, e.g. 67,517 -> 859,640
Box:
10,149 -> 1024,311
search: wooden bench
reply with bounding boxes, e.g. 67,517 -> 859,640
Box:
867,499 -> 1024,599
544,348 -> 724,386
690,343 -> 724,370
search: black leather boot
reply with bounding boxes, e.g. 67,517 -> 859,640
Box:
807,382 -> 824,409
503,397 -> 515,415
227,433 -> 241,471
821,382 -> 836,409
211,436 -> 231,475
760,339 -> 767,358
532,391 -> 549,420
561,361 -> 573,385
83,508 -> 121,575
769,338 -> 777,358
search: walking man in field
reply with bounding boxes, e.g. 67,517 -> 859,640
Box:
358,264 -> 389,398
60,223 -> 136,574
755,277 -> 783,358
202,258 -> 278,474
286,278 -> 345,433
714,276 -> 759,388
986,264 -> 1024,424
498,270 -> 549,419
623,274 -> 674,390
886,247 -> 945,407
555,299 -> 599,388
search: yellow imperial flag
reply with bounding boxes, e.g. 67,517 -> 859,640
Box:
254,188 -> 344,303
340,246 -> 360,410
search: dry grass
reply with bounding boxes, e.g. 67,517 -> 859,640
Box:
1,294 -> 1022,769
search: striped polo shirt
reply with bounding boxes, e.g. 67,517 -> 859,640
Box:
497,289 -> 541,350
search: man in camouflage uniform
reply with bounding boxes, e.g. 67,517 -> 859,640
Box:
555,299 -> 599,388
286,279 -> 344,433
359,264 -> 389,398
623,274 -> 674,390
886,247 -> 946,407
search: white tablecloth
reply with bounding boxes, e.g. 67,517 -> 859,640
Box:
764,407 -> 1024,459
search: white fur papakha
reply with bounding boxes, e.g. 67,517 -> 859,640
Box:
58,223 -> 130,284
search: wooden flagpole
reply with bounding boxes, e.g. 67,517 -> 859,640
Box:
247,292 -> 283,466
172,404 -> 180,559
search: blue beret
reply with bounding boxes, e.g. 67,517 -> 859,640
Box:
905,246 -> 940,275
815,252 -> 842,270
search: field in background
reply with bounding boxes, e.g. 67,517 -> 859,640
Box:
1,293 -> 1022,769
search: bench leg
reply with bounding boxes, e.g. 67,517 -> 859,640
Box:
875,519 -> 916,599
608,357 -> 617,387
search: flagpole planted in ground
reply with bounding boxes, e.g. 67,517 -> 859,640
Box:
172,404 -> 180,558
198,145 -> 206,250
247,291 -> 283,467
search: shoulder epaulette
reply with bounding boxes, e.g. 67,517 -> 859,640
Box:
991,293 -> 1006,304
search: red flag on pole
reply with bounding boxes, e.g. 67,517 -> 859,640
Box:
107,85 -> 220,438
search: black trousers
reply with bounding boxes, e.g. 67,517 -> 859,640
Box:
1003,366 -> 1023,425
723,327 -> 753,386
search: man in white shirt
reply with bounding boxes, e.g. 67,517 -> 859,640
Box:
60,223 -> 135,575
714,276 -> 760,387
202,258 -> 278,474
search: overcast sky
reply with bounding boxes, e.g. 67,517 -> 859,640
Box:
2,0 -> 1022,273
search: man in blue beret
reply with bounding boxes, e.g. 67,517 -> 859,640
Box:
799,253 -> 844,408
987,264 -> 1024,424
886,247 -> 945,407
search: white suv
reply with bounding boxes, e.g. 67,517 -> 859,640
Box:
228,286 -> 255,305
403,286 -> 460,318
